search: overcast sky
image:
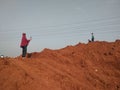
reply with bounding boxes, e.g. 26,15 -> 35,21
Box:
0,0 -> 120,57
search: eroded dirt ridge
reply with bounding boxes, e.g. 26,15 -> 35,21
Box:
0,40 -> 120,90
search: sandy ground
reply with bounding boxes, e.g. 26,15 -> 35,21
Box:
0,40 -> 120,90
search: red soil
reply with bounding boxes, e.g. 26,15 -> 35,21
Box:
0,40 -> 120,90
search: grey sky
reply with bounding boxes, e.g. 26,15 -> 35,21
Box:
0,0 -> 120,57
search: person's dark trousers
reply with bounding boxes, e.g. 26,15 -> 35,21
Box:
92,38 -> 94,42
21,46 -> 27,57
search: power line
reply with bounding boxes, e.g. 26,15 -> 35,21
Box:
0,16 -> 120,41
1,15 -> 120,32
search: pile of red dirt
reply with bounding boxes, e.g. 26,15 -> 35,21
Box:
0,40 -> 120,90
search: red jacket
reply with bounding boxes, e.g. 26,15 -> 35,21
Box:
20,34 -> 30,47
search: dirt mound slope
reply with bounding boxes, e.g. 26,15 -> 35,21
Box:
0,40 -> 120,90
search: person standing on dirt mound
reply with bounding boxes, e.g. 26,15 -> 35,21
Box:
20,33 -> 32,58
91,33 -> 94,42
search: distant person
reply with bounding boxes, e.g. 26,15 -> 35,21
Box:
20,33 -> 32,58
91,33 -> 94,42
